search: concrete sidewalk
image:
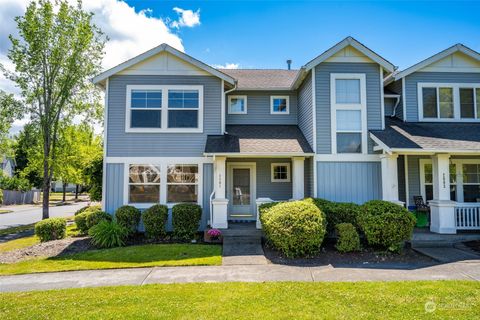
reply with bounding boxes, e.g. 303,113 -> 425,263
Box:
1,260 -> 479,292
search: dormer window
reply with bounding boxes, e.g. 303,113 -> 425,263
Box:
270,96 -> 289,114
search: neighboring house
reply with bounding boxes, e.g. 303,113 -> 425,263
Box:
50,181 -> 77,193
93,37 -> 480,234
1,156 -> 15,178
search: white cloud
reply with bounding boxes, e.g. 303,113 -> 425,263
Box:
213,63 -> 240,69
170,7 -> 201,29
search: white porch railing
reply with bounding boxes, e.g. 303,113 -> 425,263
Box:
455,203 -> 480,230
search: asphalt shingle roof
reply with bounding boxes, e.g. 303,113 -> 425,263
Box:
205,125 -> 313,154
370,117 -> 480,151
218,69 -> 299,90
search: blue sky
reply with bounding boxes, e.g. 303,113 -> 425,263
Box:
125,0 -> 480,70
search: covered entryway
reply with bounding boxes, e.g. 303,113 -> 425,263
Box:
227,163 -> 256,221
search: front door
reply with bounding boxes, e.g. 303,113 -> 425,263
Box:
227,163 -> 256,220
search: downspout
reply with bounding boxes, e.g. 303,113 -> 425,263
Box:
223,81 -> 238,134
391,95 -> 401,117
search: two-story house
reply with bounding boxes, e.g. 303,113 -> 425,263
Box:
93,37 -> 480,235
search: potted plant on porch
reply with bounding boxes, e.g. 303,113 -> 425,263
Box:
204,228 -> 223,243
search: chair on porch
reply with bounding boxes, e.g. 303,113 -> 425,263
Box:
413,196 -> 430,227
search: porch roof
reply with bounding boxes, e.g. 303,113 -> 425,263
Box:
370,117 -> 480,153
204,125 -> 314,155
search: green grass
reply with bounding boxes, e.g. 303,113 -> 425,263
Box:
0,244 -> 221,275
0,281 -> 478,319
0,209 -> 12,214
0,236 -> 40,253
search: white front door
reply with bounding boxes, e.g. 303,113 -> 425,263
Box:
227,163 -> 256,220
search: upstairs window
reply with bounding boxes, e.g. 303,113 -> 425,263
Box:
130,90 -> 162,128
168,90 -> 199,128
335,79 -> 361,104
336,110 -> 362,153
228,95 -> 247,114
270,96 -> 289,114
460,88 -> 480,119
421,87 -> 453,119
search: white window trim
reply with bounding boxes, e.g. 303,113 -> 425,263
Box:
123,159 -> 204,209
228,95 -> 247,114
127,164 -> 162,206
271,163 -> 291,182
165,164 -> 200,205
125,84 -> 204,133
270,95 -> 290,115
417,82 -> 480,122
330,73 -> 367,154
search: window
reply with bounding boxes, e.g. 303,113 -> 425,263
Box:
331,74 -> 366,154
271,163 -> 291,182
168,90 -> 199,128
126,85 -> 203,132
167,165 -> 198,203
421,162 -> 456,202
128,165 -> 161,203
130,90 -> 162,128
419,83 -> 480,121
228,95 -> 247,114
270,96 -> 289,114
462,164 -> 480,202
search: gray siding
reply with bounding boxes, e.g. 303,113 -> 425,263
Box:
304,157 -> 313,198
226,158 -> 293,201
315,63 -> 382,154
225,91 -> 298,125
317,161 -> 382,204
297,71 -> 314,148
384,98 -> 396,117
202,163 -> 214,230
387,80 -> 403,119
405,72 -> 480,121
107,75 -> 222,157
105,163 -> 124,214
397,155 -> 406,203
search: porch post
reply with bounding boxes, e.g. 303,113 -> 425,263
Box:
292,157 -> 305,200
380,154 -> 404,206
211,156 -> 228,229
430,154 -> 456,234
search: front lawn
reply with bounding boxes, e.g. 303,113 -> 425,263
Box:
0,243 -> 221,275
0,236 -> 39,253
0,281 -> 478,319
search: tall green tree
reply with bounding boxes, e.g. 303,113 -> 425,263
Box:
0,90 -> 22,156
2,0 -> 106,218
14,123 -> 43,188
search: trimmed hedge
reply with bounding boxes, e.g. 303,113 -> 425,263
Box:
335,223 -> 361,253
358,200 -> 416,252
260,199 -> 327,258
143,204 -> 168,239
308,198 -> 361,232
34,218 -> 67,242
74,212 -> 89,234
172,203 -> 202,240
89,220 -> 128,248
75,205 -> 101,216
115,205 -> 141,235
86,210 -> 112,229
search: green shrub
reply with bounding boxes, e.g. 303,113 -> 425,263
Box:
172,203 -> 202,240
88,220 -> 129,248
74,212 -> 89,234
86,210 -> 112,229
358,200 -> 416,252
143,204 -> 168,239
34,218 -> 67,242
260,199 -> 327,258
0,189 -> 3,204
115,205 -> 141,234
0,175 -> 32,191
335,223 -> 361,253
75,205 -> 101,216
308,198 -> 361,232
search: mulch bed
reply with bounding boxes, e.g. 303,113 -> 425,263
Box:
263,239 -> 435,266
464,240 -> 480,254
0,237 -> 92,264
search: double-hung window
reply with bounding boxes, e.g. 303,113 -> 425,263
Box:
228,95 -> 247,114
128,165 -> 161,203
331,74 -> 367,154
167,165 -> 199,203
419,83 -> 480,121
270,96 -> 289,114
126,85 -> 203,132
462,164 -> 480,202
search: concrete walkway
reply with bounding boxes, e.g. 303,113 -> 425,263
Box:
1,260 -> 479,292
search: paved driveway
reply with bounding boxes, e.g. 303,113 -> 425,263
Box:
0,202 -> 89,229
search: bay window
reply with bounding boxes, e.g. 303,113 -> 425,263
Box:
331,74 -> 366,154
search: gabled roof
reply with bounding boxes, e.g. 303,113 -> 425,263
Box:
390,44 -> 480,82
93,43 -> 236,87
218,69 -> 299,90
303,37 -> 395,73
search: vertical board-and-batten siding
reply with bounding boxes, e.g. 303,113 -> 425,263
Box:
404,72 -> 480,121
107,75 -> 222,157
105,163 -> 124,214
315,63 -> 382,154
225,91 -> 298,125
297,70 -> 314,148
317,162 -> 382,204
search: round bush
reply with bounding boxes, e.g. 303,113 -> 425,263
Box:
35,218 -> 67,242
86,210 -> 112,229
172,203 -> 202,240
260,199 -> 327,258
75,205 -> 101,216
89,220 -> 129,248
143,204 -> 168,239
335,223 -> 361,253
115,205 -> 141,234
358,200 -> 416,252
74,212 -> 89,234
